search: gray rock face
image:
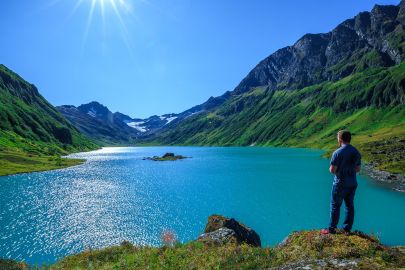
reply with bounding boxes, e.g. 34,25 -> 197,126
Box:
267,259 -> 359,270
234,1 -> 405,94
200,215 -> 261,247
198,228 -> 236,245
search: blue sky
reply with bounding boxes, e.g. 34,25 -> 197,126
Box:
0,0 -> 400,118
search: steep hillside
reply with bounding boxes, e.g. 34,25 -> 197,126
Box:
147,2 -> 405,179
0,65 -> 98,175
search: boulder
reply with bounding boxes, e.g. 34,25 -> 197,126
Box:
199,214 -> 261,247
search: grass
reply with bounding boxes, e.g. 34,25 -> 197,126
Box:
0,151 -> 85,176
15,230 -> 398,269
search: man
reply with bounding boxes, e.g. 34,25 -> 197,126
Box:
321,130 -> 361,235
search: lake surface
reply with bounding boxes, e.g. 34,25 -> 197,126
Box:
0,147 -> 404,264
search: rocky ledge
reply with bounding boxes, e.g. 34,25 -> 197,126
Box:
143,152 -> 189,161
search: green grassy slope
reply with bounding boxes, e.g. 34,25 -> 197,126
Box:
0,65 -> 99,175
151,63 -> 405,174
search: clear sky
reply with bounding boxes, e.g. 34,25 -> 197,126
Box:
0,0 -> 400,118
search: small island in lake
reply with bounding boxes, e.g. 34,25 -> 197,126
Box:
143,152 -> 189,161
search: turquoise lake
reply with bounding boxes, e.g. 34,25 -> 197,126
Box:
0,147 -> 404,264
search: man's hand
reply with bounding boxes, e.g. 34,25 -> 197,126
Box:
329,165 -> 337,174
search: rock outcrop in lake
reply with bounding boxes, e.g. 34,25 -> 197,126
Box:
143,152 -> 188,161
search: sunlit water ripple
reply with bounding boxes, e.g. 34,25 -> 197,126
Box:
0,147 -> 404,264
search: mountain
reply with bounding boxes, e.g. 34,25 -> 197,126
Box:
58,102 -> 140,145
0,64 -> 98,175
57,98 -> 230,144
234,3 -> 405,94
145,2 -> 405,176
57,102 -> 187,144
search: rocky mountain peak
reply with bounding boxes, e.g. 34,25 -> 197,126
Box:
232,1 -> 405,95
397,0 -> 405,24
78,101 -> 113,121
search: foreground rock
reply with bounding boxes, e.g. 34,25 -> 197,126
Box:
198,214 -> 261,247
274,230 -> 405,269
143,152 -> 188,161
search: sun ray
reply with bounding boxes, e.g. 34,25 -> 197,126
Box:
108,0 -> 135,58
81,0 -> 97,53
100,0 -> 106,26
58,0 -> 138,59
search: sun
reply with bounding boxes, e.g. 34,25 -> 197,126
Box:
68,0 -> 134,54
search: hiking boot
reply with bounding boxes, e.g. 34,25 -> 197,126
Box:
320,228 -> 336,235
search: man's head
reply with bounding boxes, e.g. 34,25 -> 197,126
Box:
337,130 -> 351,146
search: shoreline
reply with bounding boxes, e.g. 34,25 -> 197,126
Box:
0,155 -> 87,177
362,163 -> 405,193
0,147 -> 100,177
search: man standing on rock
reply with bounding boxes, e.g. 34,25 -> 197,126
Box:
321,130 -> 361,235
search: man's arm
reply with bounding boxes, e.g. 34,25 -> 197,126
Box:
355,150 -> 361,173
329,165 -> 337,174
330,151 -> 339,174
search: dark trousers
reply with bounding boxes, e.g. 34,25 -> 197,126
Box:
329,184 -> 357,232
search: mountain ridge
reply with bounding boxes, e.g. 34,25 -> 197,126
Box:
233,2 -> 405,95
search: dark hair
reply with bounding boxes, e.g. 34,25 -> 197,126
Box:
337,130 -> 351,143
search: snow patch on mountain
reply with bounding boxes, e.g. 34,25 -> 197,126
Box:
165,116 -> 177,124
87,108 -> 97,117
127,121 -> 148,132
